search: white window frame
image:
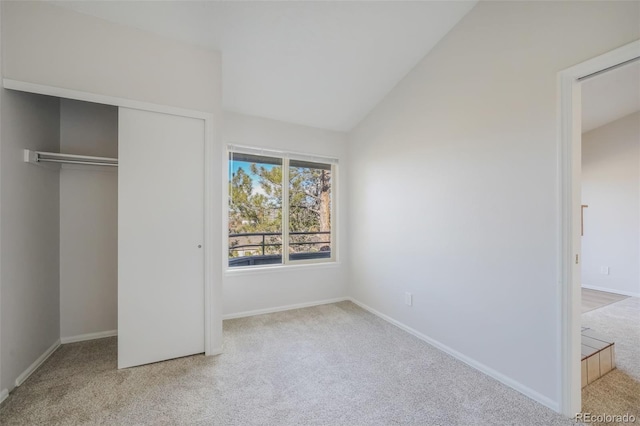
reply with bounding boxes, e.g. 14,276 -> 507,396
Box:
226,145 -> 338,270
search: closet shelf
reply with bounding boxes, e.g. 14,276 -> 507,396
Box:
23,149 -> 118,167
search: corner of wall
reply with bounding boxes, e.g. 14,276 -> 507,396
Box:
0,0 -> 4,394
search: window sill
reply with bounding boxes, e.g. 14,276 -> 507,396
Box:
224,261 -> 341,277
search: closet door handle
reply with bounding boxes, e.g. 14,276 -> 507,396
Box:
197,245 -> 202,248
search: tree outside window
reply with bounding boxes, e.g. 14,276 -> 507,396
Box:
229,151 -> 334,268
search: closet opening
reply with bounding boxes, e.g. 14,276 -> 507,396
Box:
57,99 -> 119,344
18,94 -> 120,345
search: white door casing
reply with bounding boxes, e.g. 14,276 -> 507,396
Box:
558,40 -> 640,416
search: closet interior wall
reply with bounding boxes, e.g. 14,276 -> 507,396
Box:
59,99 -> 118,341
0,90 -> 60,394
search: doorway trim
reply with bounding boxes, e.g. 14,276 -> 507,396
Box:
558,40 -> 640,417
1,78 -> 222,357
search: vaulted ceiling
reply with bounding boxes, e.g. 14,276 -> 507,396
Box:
53,1 -> 477,131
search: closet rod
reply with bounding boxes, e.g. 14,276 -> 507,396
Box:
24,149 -> 118,167
38,159 -> 118,167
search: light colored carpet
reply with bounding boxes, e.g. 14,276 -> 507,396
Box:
582,297 -> 640,425
0,301 -> 576,425
581,288 -> 629,314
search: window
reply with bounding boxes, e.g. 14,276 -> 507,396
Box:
228,148 -> 335,268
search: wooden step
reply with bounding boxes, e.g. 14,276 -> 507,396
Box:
581,327 -> 615,388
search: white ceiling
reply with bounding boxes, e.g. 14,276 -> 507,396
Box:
582,61 -> 640,133
52,1 -> 477,131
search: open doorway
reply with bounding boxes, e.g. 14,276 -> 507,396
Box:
579,60 -> 640,418
558,40 -> 640,418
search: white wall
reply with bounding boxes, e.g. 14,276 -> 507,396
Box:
223,111 -> 348,317
59,99 -> 118,339
582,112 -> 640,297
0,90 -> 60,394
0,3 -> 4,399
1,1 -> 220,114
347,1 -> 640,410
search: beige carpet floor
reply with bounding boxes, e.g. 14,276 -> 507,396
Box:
582,296 -> 640,426
0,301 -> 577,425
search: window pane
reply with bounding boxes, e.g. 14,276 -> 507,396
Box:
288,162 -> 332,261
228,152 -> 283,267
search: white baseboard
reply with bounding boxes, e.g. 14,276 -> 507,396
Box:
223,297 -> 349,320
0,388 -> 8,404
207,346 -> 223,356
581,284 -> 640,298
15,339 -> 61,387
347,297 -> 560,413
60,329 -> 117,344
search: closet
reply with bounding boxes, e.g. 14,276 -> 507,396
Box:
16,91 -> 207,369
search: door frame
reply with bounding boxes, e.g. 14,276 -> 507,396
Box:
557,40 -> 640,417
2,78 -> 222,357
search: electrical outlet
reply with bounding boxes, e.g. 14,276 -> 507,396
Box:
600,266 -> 610,275
405,292 -> 412,306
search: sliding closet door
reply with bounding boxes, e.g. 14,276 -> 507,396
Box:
118,107 -> 205,369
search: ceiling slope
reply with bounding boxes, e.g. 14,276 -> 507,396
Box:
53,1 -> 477,131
